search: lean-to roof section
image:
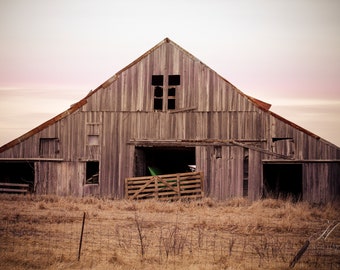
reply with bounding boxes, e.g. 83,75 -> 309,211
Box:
0,99 -> 87,153
0,38 -> 338,153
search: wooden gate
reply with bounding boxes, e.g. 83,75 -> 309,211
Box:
125,172 -> 204,200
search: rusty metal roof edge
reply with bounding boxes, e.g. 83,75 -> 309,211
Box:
269,110 -> 320,139
0,98 -> 87,153
246,96 -> 272,111
268,110 -> 339,149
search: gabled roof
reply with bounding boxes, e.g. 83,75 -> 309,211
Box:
0,38 -> 336,153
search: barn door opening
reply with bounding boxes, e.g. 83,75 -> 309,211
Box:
0,161 -> 35,191
134,147 -> 195,177
263,163 -> 302,201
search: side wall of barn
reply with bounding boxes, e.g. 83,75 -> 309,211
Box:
35,161 -> 84,196
303,162 -> 340,203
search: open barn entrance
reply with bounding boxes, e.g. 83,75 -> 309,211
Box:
0,161 -> 35,192
134,147 -> 196,177
263,163 -> 302,201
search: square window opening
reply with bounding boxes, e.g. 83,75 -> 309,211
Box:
154,99 -> 163,110
168,75 -> 180,85
168,99 -> 176,110
168,87 -> 176,96
88,135 -> 99,146
86,161 -> 99,184
154,86 -> 163,97
152,75 -> 164,86
39,138 -> 60,157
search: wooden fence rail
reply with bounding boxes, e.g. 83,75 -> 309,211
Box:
125,172 -> 204,200
0,182 -> 30,194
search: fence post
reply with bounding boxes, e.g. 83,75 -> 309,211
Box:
155,176 -> 158,199
289,240 -> 310,268
78,212 -> 86,261
176,174 -> 181,199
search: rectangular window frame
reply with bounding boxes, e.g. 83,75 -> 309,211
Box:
39,138 -> 60,157
152,74 -> 180,111
85,161 -> 100,185
87,135 -> 99,146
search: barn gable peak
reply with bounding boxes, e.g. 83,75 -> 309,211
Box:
0,38 -> 338,153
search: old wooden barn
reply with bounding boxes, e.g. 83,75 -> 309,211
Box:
0,38 -> 339,203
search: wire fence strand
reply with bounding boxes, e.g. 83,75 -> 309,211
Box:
0,212 -> 339,269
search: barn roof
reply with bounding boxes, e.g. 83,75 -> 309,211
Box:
0,38 -> 338,153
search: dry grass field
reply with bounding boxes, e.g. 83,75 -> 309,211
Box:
0,194 -> 339,270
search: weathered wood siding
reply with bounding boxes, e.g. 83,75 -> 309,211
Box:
83,42 -> 258,113
269,115 -> 338,159
248,149 -> 264,201
35,161 -> 83,196
0,39 -> 338,202
303,162 -> 339,203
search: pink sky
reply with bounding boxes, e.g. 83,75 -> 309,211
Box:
1,0 -> 339,146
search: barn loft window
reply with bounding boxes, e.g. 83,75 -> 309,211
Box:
272,137 -> 295,157
154,86 -> 163,110
86,161 -> 99,184
39,138 -> 60,157
152,75 -> 164,86
168,75 -> 180,85
88,135 -> 99,146
152,74 -> 180,111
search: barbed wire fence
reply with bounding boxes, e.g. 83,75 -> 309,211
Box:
0,212 -> 339,269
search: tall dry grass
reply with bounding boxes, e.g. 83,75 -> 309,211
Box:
0,194 -> 339,269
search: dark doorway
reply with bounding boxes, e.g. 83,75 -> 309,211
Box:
0,161 -> 35,190
263,163 -> 302,201
134,147 -> 195,177
86,161 -> 99,184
